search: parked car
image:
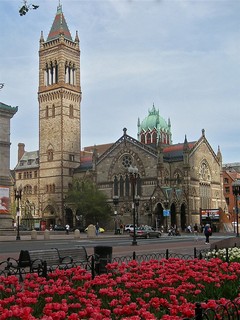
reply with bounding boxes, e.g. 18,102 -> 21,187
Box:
53,225 -> 66,231
18,225 -> 30,231
124,224 -> 136,232
130,226 -> 161,238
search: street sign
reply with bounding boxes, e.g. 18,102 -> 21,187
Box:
163,210 -> 170,217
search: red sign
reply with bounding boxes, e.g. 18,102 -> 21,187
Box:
201,209 -> 220,220
0,187 -> 9,214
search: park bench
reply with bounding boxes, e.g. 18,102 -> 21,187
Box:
6,248 -> 72,280
55,246 -> 92,270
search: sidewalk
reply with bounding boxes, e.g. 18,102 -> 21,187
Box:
0,230 -> 129,242
0,231 -> 237,262
0,229 -> 236,242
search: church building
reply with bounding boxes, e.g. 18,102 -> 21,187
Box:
13,5 -> 227,232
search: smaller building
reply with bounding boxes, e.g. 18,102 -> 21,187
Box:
222,164 -> 240,228
0,102 -> 18,228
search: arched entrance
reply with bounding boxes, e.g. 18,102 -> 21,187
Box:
155,203 -> 164,229
42,204 -> 57,229
180,203 -> 187,231
170,203 -> 177,227
65,207 -> 73,227
75,209 -> 86,231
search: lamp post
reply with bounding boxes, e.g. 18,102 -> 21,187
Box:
14,185 -> 22,240
128,165 -> 139,246
135,195 -> 140,226
113,195 -> 119,234
232,180 -> 240,237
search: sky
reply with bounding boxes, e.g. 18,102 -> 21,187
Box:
1,0 -> 240,169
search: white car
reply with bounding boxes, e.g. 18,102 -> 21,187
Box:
124,224 -> 136,232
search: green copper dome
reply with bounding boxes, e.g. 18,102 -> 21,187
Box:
139,104 -> 169,132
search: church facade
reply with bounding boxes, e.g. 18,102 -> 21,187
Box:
13,5 -> 227,232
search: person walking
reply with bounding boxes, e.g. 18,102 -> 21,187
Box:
193,223 -> 198,241
65,224 -> 70,235
120,224 -> 124,234
96,222 -> 100,236
204,224 -> 212,244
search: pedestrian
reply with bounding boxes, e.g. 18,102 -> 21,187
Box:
193,223 -> 198,241
96,222 -> 100,236
204,224 -> 212,244
65,224 -> 70,235
120,224 -> 124,234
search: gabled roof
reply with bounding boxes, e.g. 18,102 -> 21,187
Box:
223,163 -> 240,173
47,5 -> 72,42
97,130 -> 158,165
15,151 -> 39,170
76,129 -> 217,172
77,135 -> 196,171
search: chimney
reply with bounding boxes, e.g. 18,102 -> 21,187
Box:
18,143 -> 25,162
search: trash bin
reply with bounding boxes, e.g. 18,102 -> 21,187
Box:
94,246 -> 112,275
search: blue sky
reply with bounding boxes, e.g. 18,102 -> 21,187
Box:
1,0 -> 240,169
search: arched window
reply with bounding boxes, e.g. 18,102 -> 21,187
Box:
152,132 -> 157,144
114,176 -> 118,196
146,132 -> 151,144
23,185 -> 32,194
199,162 -> 211,182
47,149 -> 53,161
125,174 -> 130,197
120,176 -> 124,197
65,62 -> 76,85
45,61 -> 58,86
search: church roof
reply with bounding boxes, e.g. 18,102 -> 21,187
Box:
47,5 -> 73,42
15,151 -> 39,170
163,142 -> 195,161
138,104 -> 170,133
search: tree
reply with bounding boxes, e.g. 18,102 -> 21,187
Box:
19,1 -> 39,16
65,178 -> 112,227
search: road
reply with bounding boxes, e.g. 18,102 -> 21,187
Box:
0,231 -> 236,261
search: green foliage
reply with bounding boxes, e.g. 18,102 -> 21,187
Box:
65,178 -> 112,226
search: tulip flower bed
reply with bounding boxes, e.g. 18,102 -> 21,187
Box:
206,246 -> 240,262
0,257 -> 240,319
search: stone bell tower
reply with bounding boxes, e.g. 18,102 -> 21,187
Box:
38,4 -> 82,224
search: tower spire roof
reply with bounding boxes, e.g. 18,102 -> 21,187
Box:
47,5 -> 72,42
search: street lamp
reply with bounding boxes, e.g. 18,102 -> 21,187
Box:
232,180 -> 240,237
128,165 -> 139,246
135,195 -> 140,226
14,185 -> 22,240
113,195 -> 119,234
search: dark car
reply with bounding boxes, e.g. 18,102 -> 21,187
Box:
130,226 -> 161,239
54,225 -> 66,231
18,225 -> 30,231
